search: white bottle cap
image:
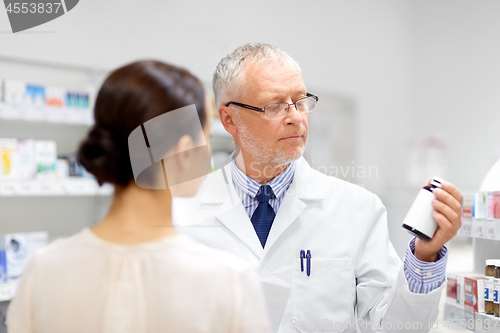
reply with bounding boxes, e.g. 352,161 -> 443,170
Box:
486,259 -> 497,266
431,177 -> 444,188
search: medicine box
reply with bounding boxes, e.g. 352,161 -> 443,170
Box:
490,192 -> 500,220
0,139 -> 17,180
3,80 -> 25,106
462,194 -> 476,219
447,272 -> 484,308
0,232 -> 48,284
463,276 -> 485,331
447,273 -> 459,304
464,276 -> 485,313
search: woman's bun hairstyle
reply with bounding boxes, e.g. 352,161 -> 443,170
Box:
77,60 -> 207,186
78,127 -> 127,186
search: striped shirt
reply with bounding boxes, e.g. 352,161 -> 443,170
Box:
231,159 -> 297,217
231,158 -> 447,294
404,237 -> 448,294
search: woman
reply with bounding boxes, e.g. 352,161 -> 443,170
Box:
6,60 -> 271,333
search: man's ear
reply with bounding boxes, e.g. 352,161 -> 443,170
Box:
219,105 -> 238,135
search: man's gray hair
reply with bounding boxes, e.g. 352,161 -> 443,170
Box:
213,43 -> 301,110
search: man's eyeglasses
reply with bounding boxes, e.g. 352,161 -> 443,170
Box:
225,93 -> 319,120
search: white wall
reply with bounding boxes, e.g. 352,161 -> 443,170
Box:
411,0 -> 500,193
0,0 -> 416,195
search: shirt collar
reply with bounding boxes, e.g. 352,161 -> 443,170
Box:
231,158 -> 297,199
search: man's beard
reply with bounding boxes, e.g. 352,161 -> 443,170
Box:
236,118 -> 307,168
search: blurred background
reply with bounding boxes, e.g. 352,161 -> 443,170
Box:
1,1 -> 499,332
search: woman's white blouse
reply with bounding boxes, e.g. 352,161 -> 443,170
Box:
6,228 -> 271,333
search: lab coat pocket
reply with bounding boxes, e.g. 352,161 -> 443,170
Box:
292,258 -> 355,333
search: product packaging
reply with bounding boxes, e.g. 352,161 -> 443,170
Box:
56,158 -> 69,179
16,139 -> 36,179
490,192 -> 500,220
25,84 -> 45,107
463,194 -> 476,219
0,232 -> 48,284
34,140 -> 57,179
464,276 -> 486,331
476,192 -> 491,219
59,153 -> 83,177
0,139 -> 17,179
45,87 -> 65,108
447,273 -> 460,304
3,80 -> 25,106
402,177 -> 443,241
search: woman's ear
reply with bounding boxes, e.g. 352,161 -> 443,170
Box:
174,134 -> 194,171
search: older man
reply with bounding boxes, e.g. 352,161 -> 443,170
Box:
175,43 -> 463,333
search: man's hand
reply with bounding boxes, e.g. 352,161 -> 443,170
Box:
414,179 -> 464,262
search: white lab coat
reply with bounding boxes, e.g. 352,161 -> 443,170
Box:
173,155 -> 444,333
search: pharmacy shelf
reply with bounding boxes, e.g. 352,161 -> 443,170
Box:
458,218 -> 500,241
444,302 -> 500,332
0,102 -> 93,125
0,178 -> 113,196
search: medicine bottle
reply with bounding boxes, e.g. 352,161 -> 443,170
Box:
485,259 -> 495,315
402,177 -> 443,241
495,261 -> 500,316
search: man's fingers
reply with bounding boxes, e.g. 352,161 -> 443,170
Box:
440,180 -> 464,207
433,188 -> 462,214
432,210 -> 455,238
432,198 -> 459,225
426,178 -> 463,208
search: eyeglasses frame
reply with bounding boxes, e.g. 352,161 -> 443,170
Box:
224,92 -> 319,119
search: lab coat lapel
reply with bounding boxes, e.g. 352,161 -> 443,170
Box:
262,192 -> 306,256
200,162 -> 264,259
216,199 -> 264,259
262,157 -> 327,257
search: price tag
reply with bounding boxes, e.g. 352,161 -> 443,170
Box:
65,109 -> 87,124
493,221 -> 500,241
0,104 -> 21,120
62,179 -> 84,194
45,106 -> 65,123
82,109 -> 94,125
13,181 -> 36,195
64,178 -> 97,195
22,106 -> 45,122
38,181 -> 65,196
473,219 -> 486,238
487,220 -> 497,239
0,182 -> 16,196
0,282 -> 16,302
460,218 -> 473,236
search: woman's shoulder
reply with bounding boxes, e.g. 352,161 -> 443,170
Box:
170,234 -> 254,275
28,229 -> 95,264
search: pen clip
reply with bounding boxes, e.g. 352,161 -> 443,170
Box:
306,250 -> 311,277
300,250 -> 305,272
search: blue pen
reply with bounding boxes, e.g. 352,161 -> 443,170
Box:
306,250 -> 311,276
300,250 -> 305,272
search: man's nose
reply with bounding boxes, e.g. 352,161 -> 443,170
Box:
284,103 -> 303,123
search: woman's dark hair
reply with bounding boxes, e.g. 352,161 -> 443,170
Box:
78,60 -> 207,186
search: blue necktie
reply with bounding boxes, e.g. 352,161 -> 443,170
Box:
251,185 -> 276,248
